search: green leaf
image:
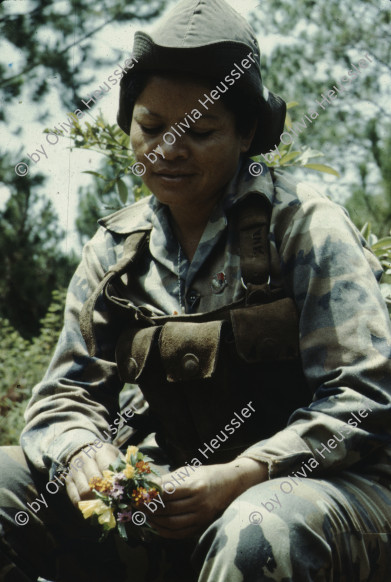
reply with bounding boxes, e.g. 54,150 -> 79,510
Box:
116,179 -> 129,204
380,284 -> 391,299
285,113 -> 293,130
117,521 -> 128,540
371,237 -> 391,251
102,179 -> 117,195
360,222 -> 371,240
111,457 -> 124,472
303,164 -> 340,177
279,151 -> 301,164
82,171 -> 107,180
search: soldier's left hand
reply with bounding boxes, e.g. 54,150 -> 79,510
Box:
148,457 -> 267,539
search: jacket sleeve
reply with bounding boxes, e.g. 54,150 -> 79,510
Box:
20,227 -> 125,476
238,179 -> 391,479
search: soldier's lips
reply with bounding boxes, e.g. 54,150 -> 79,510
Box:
153,172 -> 196,183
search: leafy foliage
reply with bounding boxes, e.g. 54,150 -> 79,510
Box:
0,289 -> 66,445
345,131 -> 391,236
69,112 -> 152,241
0,0 -> 168,443
70,112 -> 150,201
254,102 -> 339,176
360,223 -> 391,313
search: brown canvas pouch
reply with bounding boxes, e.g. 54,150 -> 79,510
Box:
116,326 -> 161,383
230,297 -> 300,363
158,320 -> 224,382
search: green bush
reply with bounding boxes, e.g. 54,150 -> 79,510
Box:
0,289 -> 66,445
360,224 -> 391,315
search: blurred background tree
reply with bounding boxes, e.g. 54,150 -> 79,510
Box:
0,152 -> 77,338
250,0 -> 390,235
0,0 -> 166,115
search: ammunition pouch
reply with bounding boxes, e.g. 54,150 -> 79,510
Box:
116,297 -> 309,465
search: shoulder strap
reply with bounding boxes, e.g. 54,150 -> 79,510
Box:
81,190 -> 274,354
238,193 -> 271,290
80,230 -> 149,356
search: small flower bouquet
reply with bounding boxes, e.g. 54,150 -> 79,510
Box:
78,446 -> 161,541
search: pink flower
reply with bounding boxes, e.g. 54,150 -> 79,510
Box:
111,483 -> 125,499
117,510 -> 133,523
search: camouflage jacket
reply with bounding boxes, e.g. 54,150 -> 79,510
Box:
21,158 -> 391,482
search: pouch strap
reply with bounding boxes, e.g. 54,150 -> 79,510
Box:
80,230 -> 149,356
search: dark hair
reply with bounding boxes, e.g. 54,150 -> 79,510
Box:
122,71 -> 259,139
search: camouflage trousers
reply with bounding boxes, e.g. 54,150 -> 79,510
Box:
1,446 -> 391,582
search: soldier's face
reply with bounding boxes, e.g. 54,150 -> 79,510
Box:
130,74 -> 254,214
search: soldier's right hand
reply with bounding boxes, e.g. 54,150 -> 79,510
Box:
65,442 -> 120,507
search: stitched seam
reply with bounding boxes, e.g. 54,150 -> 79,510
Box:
182,0 -> 202,47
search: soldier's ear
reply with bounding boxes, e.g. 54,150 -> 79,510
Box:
240,119 -> 258,154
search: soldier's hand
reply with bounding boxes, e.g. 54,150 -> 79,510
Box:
148,457 -> 267,539
65,442 -> 120,507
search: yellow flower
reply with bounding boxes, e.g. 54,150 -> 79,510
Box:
102,469 -> 115,483
125,446 -> 138,464
78,499 -> 116,530
78,499 -> 109,519
97,506 -> 116,529
88,476 -> 112,493
123,464 -> 135,479
132,486 -> 147,506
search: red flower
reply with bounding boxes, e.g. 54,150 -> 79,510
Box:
135,460 -> 151,474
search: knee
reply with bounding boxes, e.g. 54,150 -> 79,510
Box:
194,478 -> 332,581
0,447 -> 31,499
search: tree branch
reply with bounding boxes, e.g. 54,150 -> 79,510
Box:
0,7 -> 160,88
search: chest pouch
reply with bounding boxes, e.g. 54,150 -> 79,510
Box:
115,296 -> 309,466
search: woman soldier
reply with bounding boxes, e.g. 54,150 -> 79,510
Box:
1,0 -> 391,580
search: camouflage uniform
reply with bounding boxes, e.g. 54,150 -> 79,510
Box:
1,159 -> 391,581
